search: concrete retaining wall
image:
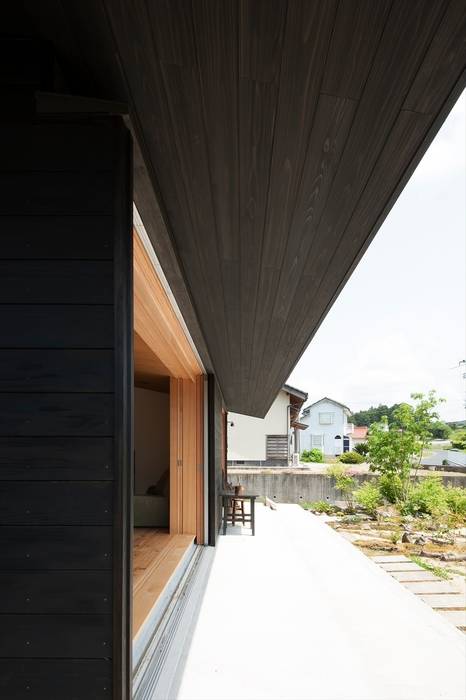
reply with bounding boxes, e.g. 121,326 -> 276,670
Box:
227,470 -> 466,505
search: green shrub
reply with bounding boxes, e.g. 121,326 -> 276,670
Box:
339,451 -> 364,464
354,442 -> 369,456
354,481 -> 382,516
301,448 -> 324,463
401,476 -> 448,517
379,473 -> 404,503
430,421 -> 451,440
302,500 -> 333,514
327,464 -> 357,510
445,487 -> 466,517
451,429 -> 466,450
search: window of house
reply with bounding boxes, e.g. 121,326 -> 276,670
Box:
319,412 -> 334,425
311,434 -> 324,448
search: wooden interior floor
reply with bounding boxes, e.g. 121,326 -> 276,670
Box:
133,528 -> 195,638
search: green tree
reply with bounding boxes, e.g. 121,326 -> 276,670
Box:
366,391 -> 443,500
349,403 -> 402,427
429,421 -> 451,440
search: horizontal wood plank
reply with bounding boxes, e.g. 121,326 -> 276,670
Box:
0,481 -> 113,525
0,437 -> 113,480
0,349 -> 113,393
0,571 -> 112,614
0,305 -> 113,348
0,658 -> 112,700
0,216 -> 113,259
0,394 -> 113,436
0,172 -> 114,215
0,614 -> 112,658
0,261 -> 113,304
0,526 -> 112,570
0,123 -> 117,170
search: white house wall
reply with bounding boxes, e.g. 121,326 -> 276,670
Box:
301,399 -> 352,457
228,390 -> 290,462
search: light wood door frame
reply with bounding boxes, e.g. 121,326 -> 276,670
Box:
133,227 -> 205,545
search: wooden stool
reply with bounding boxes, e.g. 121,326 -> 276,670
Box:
231,497 -> 245,525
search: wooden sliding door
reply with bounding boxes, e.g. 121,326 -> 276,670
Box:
170,377 -> 204,543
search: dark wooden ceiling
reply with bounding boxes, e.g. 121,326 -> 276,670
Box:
6,1 -> 466,416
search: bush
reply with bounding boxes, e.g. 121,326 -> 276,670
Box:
451,429 -> 466,450
326,465 -> 357,510
354,442 -> 369,456
302,500 -> 334,514
379,473 -> 404,503
339,451 -> 364,464
401,476 -> 448,517
354,481 -> 382,516
301,448 -> 324,463
430,421 -> 451,440
445,487 -> 466,517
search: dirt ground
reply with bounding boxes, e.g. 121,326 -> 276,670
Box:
321,512 -> 466,585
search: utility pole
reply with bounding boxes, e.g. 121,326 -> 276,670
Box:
460,359 -> 466,421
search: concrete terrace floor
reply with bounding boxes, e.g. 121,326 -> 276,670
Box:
176,504 -> 466,700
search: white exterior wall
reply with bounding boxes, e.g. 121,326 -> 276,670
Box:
300,399 -> 353,456
352,437 -> 367,447
228,390 -> 290,462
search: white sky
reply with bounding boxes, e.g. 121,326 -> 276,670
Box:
288,91 -> 466,422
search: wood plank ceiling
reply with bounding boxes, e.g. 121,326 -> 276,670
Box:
9,0 -> 466,416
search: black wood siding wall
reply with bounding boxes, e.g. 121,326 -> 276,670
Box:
0,119 -> 133,699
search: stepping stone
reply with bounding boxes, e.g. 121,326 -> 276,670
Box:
419,594 -> 466,609
391,571 -> 441,582
372,555 -> 409,563
380,562 -> 424,571
403,580 -> 459,594
439,610 -> 466,627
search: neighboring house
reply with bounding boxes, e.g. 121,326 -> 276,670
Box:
351,426 -> 369,447
300,398 -> 354,457
228,385 -> 308,466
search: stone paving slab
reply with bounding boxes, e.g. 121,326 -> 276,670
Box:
439,610 -> 466,627
419,594 -> 466,609
391,570 -> 441,582
380,561 -> 423,571
371,555 -> 409,563
403,580 -> 460,594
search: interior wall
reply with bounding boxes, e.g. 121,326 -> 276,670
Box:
134,387 -> 169,495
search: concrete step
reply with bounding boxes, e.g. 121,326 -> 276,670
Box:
380,562 -> 424,572
419,594 -> 466,609
391,570 -> 441,582
371,555 -> 409,563
439,609 -> 466,628
403,580 -> 461,595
